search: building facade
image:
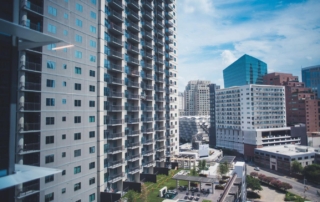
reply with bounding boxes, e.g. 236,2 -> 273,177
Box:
263,72 -> 320,133
184,80 -> 211,116
0,0 -> 179,201
208,83 -> 220,148
178,92 -> 184,116
215,85 -> 300,159
302,65 -> 320,98
223,54 -> 267,88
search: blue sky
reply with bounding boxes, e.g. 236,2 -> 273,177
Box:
176,0 -> 320,90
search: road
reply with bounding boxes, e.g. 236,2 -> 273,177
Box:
247,163 -> 320,202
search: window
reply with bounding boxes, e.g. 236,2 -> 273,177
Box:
45,154 -> 54,164
63,64 -> 67,69
47,61 -> 56,69
90,55 -> 96,62
48,24 -> 57,33
62,134 -> 66,139
47,44 -> 56,50
74,116 -> 81,123
89,70 -> 95,77
89,146 -> 95,153
45,193 -> 54,202
89,131 -> 95,138
46,117 -> 55,125
90,40 -> 96,48
74,182 -> 81,191
89,85 -> 95,92
76,3 -> 83,12
62,99 -> 67,104
75,35 -> 82,43
74,132 -> 81,140
76,19 -> 83,27
62,152 -> 66,157
48,6 -> 57,16
89,162 -> 95,169
91,0 -> 96,5
62,170 -> 66,175
89,116 -> 95,122
63,81 -> 67,87
74,166 -> 81,174
45,175 -> 54,183
47,79 -> 55,87
89,177 -> 95,185
64,13 -> 68,19
63,30 -> 68,36
75,67 -> 82,74
90,11 -> 96,19
75,50 -> 82,58
46,98 -> 55,106
75,83 -> 81,90
74,100 -> 81,107
62,188 -> 66,194
89,193 -> 95,202
89,101 -> 95,107
62,116 -> 66,121
74,149 -> 81,157
46,136 -> 54,144
90,26 -> 96,33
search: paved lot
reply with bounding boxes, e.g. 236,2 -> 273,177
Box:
247,163 -> 320,202
258,184 -> 286,202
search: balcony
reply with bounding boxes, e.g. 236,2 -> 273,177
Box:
106,22 -> 123,35
22,81 -> 41,91
155,87 -> 164,92
155,126 -> 165,131
142,84 -> 153,90
143,160 -> 155,167
127,142 -> 141,149
156,146 -> 165,151
18,143 -> 40,154
166,20 -> 174,27
127,106 -> 139,111
155,29 -> 164,37
127,44 -> 139,54
142,106 -> 153,111
142,10 -> 153,20
127,0 -> 140,11
126,9 -> 139,21
106,146 -> 124,154
127,69 -> 139,77
126,32 -> 139,43
155,116 -> 165,121
142,117 -> 153,122
22,20 -> 42,32
154,39 -> 164,46
105,159 -> 124,168
142,40 -> 153,50
155,78 -> 164,83
156,107 -> 165,111
105,132 -> 124,140
142,62 -> 153,70
155,156 -> 166,162
106,91 -> 123,98
126,130 -> 141,136
107,9 -> 124,22
16,183 -> 39,199
108,0 -> 124,10
24,61 -> 41,72
105,62 -> 123,72
127,56 -> 139,65
105,172 -> 125,183
105,105 -> 123,111
155,136 -> 165,141
107,77 -> 124,85
146,95 -> 153,100
19,102 -> 40,111
166,12 -> 174,19
142,149 -> 154,156
127,154 -> 141,162
155,20 -> 164,29
127,166 -> 141,174
22,1 -> 43,14
142,31 -> 153,40
126,118 -> 140,124
127,93 -> 140,100
166,46 -> 174,53
166,134 -> 175,138
157,3 -> 164,10
142,0 -> 153,11
166,4 -> 174,11
156,97 -> 165,102
155,49 -> 164,55
21,122 -> 40,132
166,37 -> 174,44
142,52 -> 153,60
166,29 -> 174,36
143,74 -> 153,80
105,49 -> 123,60
142,128 -> 154,134
106,119 -> 124,125
105,34 -> 123,47
142,20 -> 153,31
127,81 -> 139,88
126,20 -> 139,32
157,12 -> 164,20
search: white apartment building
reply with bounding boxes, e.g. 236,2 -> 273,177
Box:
184,80 -> 210,116
2,0 -> 179,201
215,85 -> 300,159
178,92 -> 184,115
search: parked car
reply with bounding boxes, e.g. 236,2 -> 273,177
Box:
254,167 -> 260,171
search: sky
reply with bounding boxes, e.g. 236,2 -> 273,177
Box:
176,0 -> 320,91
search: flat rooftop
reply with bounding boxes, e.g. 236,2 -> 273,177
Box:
255,145 -> 316,156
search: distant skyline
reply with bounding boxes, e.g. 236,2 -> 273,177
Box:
177,0 -> 320,91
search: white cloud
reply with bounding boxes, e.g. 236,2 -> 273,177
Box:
220,50 -> 237,66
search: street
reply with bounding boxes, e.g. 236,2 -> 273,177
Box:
247,163 -> 320,202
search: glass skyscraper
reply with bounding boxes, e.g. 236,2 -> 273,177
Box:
302,65 -> 320,98
223,54 -> 267,88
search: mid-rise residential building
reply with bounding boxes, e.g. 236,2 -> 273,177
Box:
302,65 -> 320,98
208,83 -> 220,148
178,92 -> 185,116
215,85 -> 300,160
263,72 -> 320,133
223,54 -> 267,88
0,0 -> 179,201
254,145 -> 317,172
179,116 -> 209,142
184,80 -> 211,116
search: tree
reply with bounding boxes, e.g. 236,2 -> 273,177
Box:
291,160 -> 303,173
280,182 -> 293,191
250,172 -> 258,178
126,190 -> 135,202
303,164 -> 320,183
246,175 -> 262,192
257,174 -> 266,181
140,183 -> 148,202
264,176 -> 275,184
270,179 -> 281,188
190,164 -> 197,176
218,162 -> 229,176
201,160 -> 207,170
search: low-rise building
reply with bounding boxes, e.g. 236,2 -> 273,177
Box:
254,145 -> 317,172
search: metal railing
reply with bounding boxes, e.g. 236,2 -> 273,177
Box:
24,61 -> 41,71
106,132 -> 124,139
106,146 -> 124,153
17,183 -> 39,198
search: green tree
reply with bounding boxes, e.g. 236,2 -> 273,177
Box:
218,162 -> 229,176
126,190 -> 135,202
291,160 -> 303,173
191,164 -> 197,176
303,164 -> 320,183
246,175 -> 262,192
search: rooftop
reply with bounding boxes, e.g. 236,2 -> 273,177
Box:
255,145 -> 317,156
218,156 -> 236,164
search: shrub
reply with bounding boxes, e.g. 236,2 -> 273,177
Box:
219,180 -> 228,184
222,176 -> 230,180
215,185 -> 225,190
247,191 -> 261,199
258,174 -> 266,181
280,182 -> 293,191
264,176 -> 275,184
270,180 -> 281,188
250,172 -> 258,177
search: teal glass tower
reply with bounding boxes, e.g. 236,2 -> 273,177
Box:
223,54 -> 267,88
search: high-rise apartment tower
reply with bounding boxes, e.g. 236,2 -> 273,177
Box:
184,80 -> 210,116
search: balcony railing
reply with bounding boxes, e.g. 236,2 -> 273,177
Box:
127,142 -> 141,148
142,117 -> 153,122
127,56 -> 139,65
105,159 -> 124,168
106,35 -> 123,47
107,92 -> 123,98
126,130 -> 140,136
19,102 -> 40,111
142,10 -> 153,20
21,20 -> 42,32
106,146 -> 124,154
143,160 -> 155,167
106,22 -> 123,34
23,1 -> 43,14
108,9 -> 124,21
106,49 -> 123,59
126,118 -> 140,124
17,183 -> 39,198
105,105 -> 123,111
106,119 -> 124,125
143,149 -> 154,156
156,146 -> 165,151
142,128 -> 154,133
142,0 -> 153,10
127,0 -> 139,11
105,172 -> 125,183
127,106 -> 139,111
24,61 -> 41,71
108,0 -> 124,10
105,62 -> 123,72
18,143 -> 40,154
127,166 -> 141,174
106,132 -> 124,140
127,81 -> 139,88
142,41 -> 153,49
142,106 -> 153,111
142,62 -> 153,70
23,82 -> 41,91
155,126 -> 165,131
127,93 -> 140,99
22,122 -> 40,131
127,154 -> 141,161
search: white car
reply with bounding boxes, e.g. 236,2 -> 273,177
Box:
254,167 -> 260,171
